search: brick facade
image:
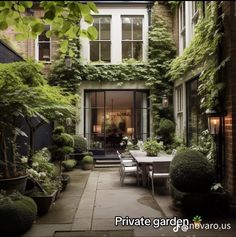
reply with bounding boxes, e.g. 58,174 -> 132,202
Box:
223,1 -> 236,202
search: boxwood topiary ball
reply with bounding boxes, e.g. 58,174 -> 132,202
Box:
170,149 -> 215,193
0,194 -> 37,235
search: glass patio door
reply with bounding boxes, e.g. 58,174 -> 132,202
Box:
84,90 -> 149,154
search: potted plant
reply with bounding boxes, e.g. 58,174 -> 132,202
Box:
0,191 -> 37,235
143,140 -> 164,156
82,155 -> 94,170
26,149 -> 60,215
62,159 -> 77,172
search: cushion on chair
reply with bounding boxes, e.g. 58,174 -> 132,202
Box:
124,166 -> 137,172
148,171 -> 169,178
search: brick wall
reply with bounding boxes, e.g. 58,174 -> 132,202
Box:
223,1 -> 236,202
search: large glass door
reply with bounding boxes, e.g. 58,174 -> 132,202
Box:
84,90 -> 149,154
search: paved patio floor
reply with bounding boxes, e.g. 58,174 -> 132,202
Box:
22,168 -> 236,237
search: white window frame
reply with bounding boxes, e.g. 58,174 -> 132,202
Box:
35,25 -> 51,63
89,15 -> 112,63
191,1 -> 199,37
121,15 -> 144,61
179,2 -> 186,54
175,85 -> 184,136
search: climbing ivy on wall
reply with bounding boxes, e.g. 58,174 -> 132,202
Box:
49,2 -> 176,136
169,2 -> 229,110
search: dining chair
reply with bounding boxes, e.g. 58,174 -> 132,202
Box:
148,161 -> 170,196
117,150 -> 140,185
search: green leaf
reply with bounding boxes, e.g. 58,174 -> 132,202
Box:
32,23 -> 45,34
78,3 -> 90,16
20,1 -> 33,8
87,26 -> 98,40
45,30 -> 52,38
69,49 -> 74,57
44,10 -> 55,20
84,14 -> 93,24
18,5 -> 25,12
15,33 -> 26,41
87,2 -> 99,13
0,21 -> 8,30
60,40 -> 69,54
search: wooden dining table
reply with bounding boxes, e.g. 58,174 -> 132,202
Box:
129,150 -> 174,187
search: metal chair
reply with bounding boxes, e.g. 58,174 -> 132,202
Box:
117,150 -> 139,185
148,161 -> 170,196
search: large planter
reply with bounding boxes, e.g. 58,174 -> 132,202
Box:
82,163 -> 94,170
0,174 -> 28,194
31,190 -> 57,216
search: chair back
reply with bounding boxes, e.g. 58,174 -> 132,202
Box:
152,161 -> 170,174
117,150 -> 122,160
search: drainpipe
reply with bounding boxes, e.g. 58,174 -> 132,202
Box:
147,2 -> 154,28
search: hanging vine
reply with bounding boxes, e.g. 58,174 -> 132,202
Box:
169,2 -> 229,110
49,2 -> 176,136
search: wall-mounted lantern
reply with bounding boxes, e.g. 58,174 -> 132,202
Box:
205,109 -> 226,182
162,95 -> 169,108
206,109 -> 221,135
65,55 -> 72,68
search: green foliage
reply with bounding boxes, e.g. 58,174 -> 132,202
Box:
50,10 -> 176,136
73,135 -> 88,152
82,155 -> 93,164
170,149 -> 215,192
169,2 -> 229,110
0,192 -> 37,235
143,140 -> 164,156
0,1 -> 98,55
62,159 -> 77,171
191,129 -> 216,165
50,126 -> 74,167
158,119 -> 175,145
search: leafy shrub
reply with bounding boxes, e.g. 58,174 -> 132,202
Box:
73,135 -> 87,152
0,192 -> 37,235
82,156 -> 94,164
50,126 -> 74,165
62,159 -> 77,171
143,140 -> 164,156
170,149 -> 215,192
158,119 -> 175,145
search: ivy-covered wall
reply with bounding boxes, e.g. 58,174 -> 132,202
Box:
49,2 -> 176,138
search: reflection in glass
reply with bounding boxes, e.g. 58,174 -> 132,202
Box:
122,17 -> 132,40
133,17 -> 143,40
101,41 -> 111,62
90,41 -> 99,62
122,42 -> 132,60
100,17 -> 111,40
133,42 -> 143,61
39,43 -> 50,61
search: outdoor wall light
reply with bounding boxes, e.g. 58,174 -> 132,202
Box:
162,95 -> 169,108
93,125 -> 102,133
206,109 -> 221,135
65,55 -> 72,68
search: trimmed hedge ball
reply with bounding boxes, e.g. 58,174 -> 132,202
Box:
0,193 -> 37,235
170,149 -> 215,193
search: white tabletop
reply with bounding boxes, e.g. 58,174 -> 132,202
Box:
129,150 -> 173,163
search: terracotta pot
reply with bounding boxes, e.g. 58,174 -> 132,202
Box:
0,174 -> 28,194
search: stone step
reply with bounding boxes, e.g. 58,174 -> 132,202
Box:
94,163 -> 120,168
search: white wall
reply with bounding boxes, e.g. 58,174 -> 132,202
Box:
80,4 -> 149,64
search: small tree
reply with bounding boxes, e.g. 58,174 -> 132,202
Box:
0,61 -> 74,178
50,126 -> 74,175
